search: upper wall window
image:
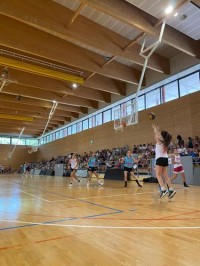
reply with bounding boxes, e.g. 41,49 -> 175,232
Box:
0,137 -> 10,144
179,72 -> 200,97
103,109 -> 111,123
138,95 -> 145,111
77,122 -> 82,132
83,119 -> 88,130
96,113 -> 102,126
161,81 -> 179,103
89,116 -> 95,128
146,88 -> 161,109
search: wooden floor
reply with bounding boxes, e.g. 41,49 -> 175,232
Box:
0,175 -> 200,266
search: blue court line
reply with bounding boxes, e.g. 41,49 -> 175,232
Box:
10,181 -> 123,212
0,210 -> 122,231
0,181 -> 123,231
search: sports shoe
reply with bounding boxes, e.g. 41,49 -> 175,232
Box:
168,190 -> 176,199
98,180 -> 103,187
184,184 -> 189,188
68,183 -> 73,187
136,180 -> 142,187
160,190 -> 168,198
87,181 -> 90,187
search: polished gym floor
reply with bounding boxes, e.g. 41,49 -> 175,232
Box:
0,175 -> 200,266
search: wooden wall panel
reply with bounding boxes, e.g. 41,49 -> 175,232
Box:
37,91 -> 200,161
0,145 -> 37,170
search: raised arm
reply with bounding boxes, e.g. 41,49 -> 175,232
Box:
152,124 -> 162,144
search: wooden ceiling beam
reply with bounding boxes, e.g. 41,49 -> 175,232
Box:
82,0 -> 200,58
0,93 -> 88,114
0,67 -> 111,103
85,74 -> 126,96
3,83 -> 99,109
0,0 -> 170,74
0,15 -> 140,84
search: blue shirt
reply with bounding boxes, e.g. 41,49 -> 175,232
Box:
124,156 -> 134,168
88,157 -> 97,167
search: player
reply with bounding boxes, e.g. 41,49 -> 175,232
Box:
87,153 -> 103,187
152,124 -> 176,199
122,151 -> 142,187
171,148 -> 189,188
68,154 -> 81,187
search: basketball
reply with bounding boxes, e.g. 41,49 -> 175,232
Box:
121,121 -> 126,127
148,112 -> 156,120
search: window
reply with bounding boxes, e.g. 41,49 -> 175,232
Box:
52,133 -> 55,141
26,138 -> 38,146
161,81 -> 179,103
63,128 -> 68,137
103,109 -> 111,123
11,138 -> 26,145
96,113 -> 102,126
68,126 -> 72,136
83,119 -> 88,130
60,129 -> 64,138
46,135 -> 50,143
56,131 -> 60,139
0,137 -> 10,144
146,88 -> 161,109
121,100 -> 132,117
112,105 -> 120,120
179,72 -> 200,97
77,122 -> 82,132
49,134 -> 52,142
43,137 -> 47,144
138,95 -> 145,111
89,116 -> 95,128
72,124 -> 76,134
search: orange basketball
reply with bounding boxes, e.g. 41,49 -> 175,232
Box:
148,112 -> 156,120
121,121 -> 126,127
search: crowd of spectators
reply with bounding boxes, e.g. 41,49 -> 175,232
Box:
24,135 -> 200,173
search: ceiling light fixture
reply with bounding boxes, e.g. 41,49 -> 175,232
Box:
174,12 -> 178,17
165,5 -> 173,14
72,83 -> 78,89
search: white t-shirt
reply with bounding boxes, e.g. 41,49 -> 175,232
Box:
70,159 -> 78,169
155,143 -> 168,160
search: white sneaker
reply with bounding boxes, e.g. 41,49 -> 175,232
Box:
87,181 -> 90,187
98,180 -> 103,187
68,183 -> 73,187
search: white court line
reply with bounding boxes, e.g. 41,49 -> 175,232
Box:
20,190 -> 70,203
21,190 -> 50,202
0,219 -> 200,230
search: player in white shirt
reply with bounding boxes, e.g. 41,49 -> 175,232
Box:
68,154 -> 81,187
152,124 -> 176,199
171,148 -> 189,188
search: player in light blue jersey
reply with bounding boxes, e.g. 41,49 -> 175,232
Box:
87,153 -> 103,187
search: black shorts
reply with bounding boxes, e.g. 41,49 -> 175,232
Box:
156,157 -> 168,167
88,167 -> 97,172
70,168 -> 77,172
124,166 -> 133,172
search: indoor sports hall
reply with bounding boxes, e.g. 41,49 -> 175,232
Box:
0,0 -> 200,265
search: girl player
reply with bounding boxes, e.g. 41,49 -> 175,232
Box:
68,154 -> 81,187
123,151 -> 142,187
171,148 -> 189,187
87,153 -> 103,187
152,124 -> 176,198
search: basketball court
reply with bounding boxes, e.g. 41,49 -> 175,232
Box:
0,175 -> 200,266
0,0 -> 200,265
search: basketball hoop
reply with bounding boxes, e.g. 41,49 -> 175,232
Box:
114,101 -> 138,131
28,146 -> 38,154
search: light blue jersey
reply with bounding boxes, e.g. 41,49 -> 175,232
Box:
124,156 -> 134,168
88,157 -> 97,167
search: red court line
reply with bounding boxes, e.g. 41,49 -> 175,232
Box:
0,232 -> 88,251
